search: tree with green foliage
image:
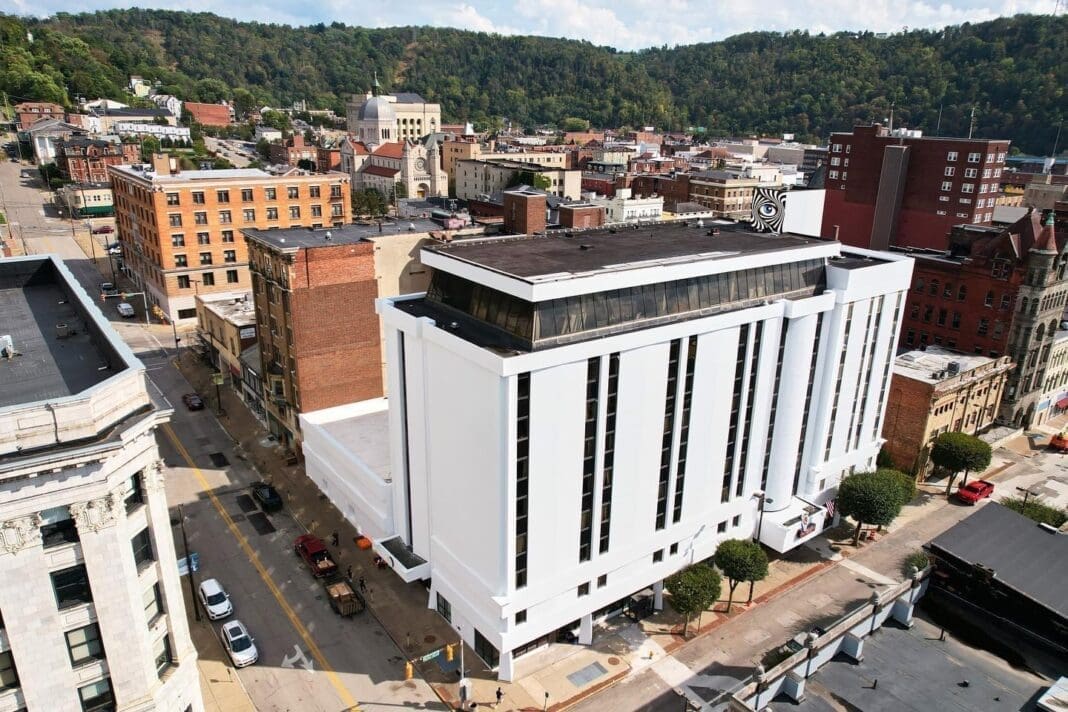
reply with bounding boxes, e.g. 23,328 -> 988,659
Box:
876,448 -> 896,469
560,117 -> 589,132
713,539 -> 769,611
837,470 -> 909,545
297,158 -> 316,171
255,138 -> 272,161
881,467 -> 917,509
665,563 -> 721,638
232,87 -> 256,118
930,432 -> 992,496
999,497 -> 1068,528
194,78 -> 230,103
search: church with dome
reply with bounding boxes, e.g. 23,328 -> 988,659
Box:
342,77 -> 447,199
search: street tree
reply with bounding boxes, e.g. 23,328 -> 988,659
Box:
714,539 -> 769,611
1000,496 -> 1068,527
837,470 -> 908,545
665,563 -> 721,638
930,432 -> 992,495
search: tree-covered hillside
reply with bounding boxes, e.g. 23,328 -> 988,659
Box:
1,10 -> 1064,153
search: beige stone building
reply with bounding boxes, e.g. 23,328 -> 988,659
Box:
1035,329 -> 1068,426
689,171 -> 765,219
441,139 -> 570,178
882,347 -> 1014,476
454,158 -> 581,201
346,82 -> 441,142
195,291 -> 258,388
0,256 -> 202,712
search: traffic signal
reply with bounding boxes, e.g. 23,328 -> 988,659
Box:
445,644 -> 454,662
404,661 -> 413,681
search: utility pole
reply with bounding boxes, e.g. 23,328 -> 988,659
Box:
178,505 -> 201,622
968,106 -> 977,139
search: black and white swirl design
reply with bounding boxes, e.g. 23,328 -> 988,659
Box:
750,188 -> 787,233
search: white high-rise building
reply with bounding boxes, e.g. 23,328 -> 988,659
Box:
330,223 -> 911,680
0,256 -> 202,712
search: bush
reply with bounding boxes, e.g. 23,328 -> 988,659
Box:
999,497 -> 1068,528
902,550 -> 930,576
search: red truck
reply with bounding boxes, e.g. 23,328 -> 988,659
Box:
294,534 -> 338,578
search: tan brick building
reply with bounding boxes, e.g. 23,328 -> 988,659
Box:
689,171 -> 763,219
881,347 -> 1013,477
109,155 -> 350,322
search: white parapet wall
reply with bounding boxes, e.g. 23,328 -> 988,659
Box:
300,398 -> 397,542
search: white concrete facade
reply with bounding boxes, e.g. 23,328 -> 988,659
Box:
113,122 -> 192,142
365,229 -> 911,680
0,257 -> 202,712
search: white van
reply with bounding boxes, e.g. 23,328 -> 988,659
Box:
116,302 -> 135,318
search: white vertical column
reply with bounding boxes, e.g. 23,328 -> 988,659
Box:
764,314 -> 818,509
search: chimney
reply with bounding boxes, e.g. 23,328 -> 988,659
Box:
151,152 -> 174,175
502,190 -> 547,235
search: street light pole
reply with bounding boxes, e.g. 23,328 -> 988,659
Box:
752,491 -> 773,544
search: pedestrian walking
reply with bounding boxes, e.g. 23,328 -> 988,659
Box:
358,576 -> 366,592
331,530 -> 339,547
346,565 -> 352,581
495,687 -> 503,706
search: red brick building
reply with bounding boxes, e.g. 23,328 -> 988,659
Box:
15,102 -> 65,130
184,102 -> 232,127
898,210 -> 1066,425
630,173 -> 691,211
269,135 -> 317,167
821,123 -> 1010,251
502,190 -> 546,234
317,146 -> 341,173
559,204 -> 605,229
56,138 -> 139,183
243,225 -> 382,448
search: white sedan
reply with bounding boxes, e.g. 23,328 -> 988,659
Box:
198,578 -> 233,620
221,620 -> 258,668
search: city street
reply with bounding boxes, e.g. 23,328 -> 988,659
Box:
1,152 -> 446,712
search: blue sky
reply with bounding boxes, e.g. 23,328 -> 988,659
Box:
12,0 -> 1054,50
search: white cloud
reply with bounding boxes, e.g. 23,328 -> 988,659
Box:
13,0 -> 1055,49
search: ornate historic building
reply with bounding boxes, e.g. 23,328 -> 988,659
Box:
0,256 -> 202,712
341,137 -> 447,200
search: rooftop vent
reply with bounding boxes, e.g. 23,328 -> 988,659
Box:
324,231 -> 332,241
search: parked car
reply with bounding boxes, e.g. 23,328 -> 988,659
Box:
221,620 -> 258,668
100,281 -> 118,296
91,225 -> 114,234
106,242 -> 122,255
956,480 -> 995,505
251,482 -> 283,512
1049,433 -> 1068,452
198,578 -> 233,620
115,302 -> 135,318
182,393 -> 205,410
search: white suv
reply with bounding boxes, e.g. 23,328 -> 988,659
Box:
198,578 -> 233,620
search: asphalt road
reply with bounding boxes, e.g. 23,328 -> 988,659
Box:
3,155 -> 445,712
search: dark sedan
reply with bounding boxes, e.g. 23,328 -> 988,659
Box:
182,393 -> 205,410
251,482 -> 283,512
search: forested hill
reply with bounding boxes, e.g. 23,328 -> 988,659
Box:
1,10 -> 1064,153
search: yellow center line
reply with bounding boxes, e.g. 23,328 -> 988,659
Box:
162,423 -> 360,711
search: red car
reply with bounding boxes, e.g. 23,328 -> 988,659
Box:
91,225 -> 114,234
956,480 -> 995,505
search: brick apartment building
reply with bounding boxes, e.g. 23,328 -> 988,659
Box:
689,171 -> 763,219
183,102 -> 232,127
241,220 -> 478,450
317,145 -> 341,173
630,173 -> 692,211
56,138 -> 139,183
898,210 -> 1065,426
269,135 -> 318,167
109,154 -> 351,322
14,101 -> 65,130
821,123 -> 1010,250
882,348 -> 1013,476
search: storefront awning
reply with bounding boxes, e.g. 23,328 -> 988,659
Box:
1057,397 -> 1068,409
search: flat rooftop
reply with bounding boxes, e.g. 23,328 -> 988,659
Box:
928,503 -> 1068,620
302,399 -> 391,481
895,346 -> 1004,384
426,222 -> 823,283
774,616 -> 1046,712
242,220 -> 443,251
110,165 -> 271,183
0,258 -> 121,408
201,293 -> 256,325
